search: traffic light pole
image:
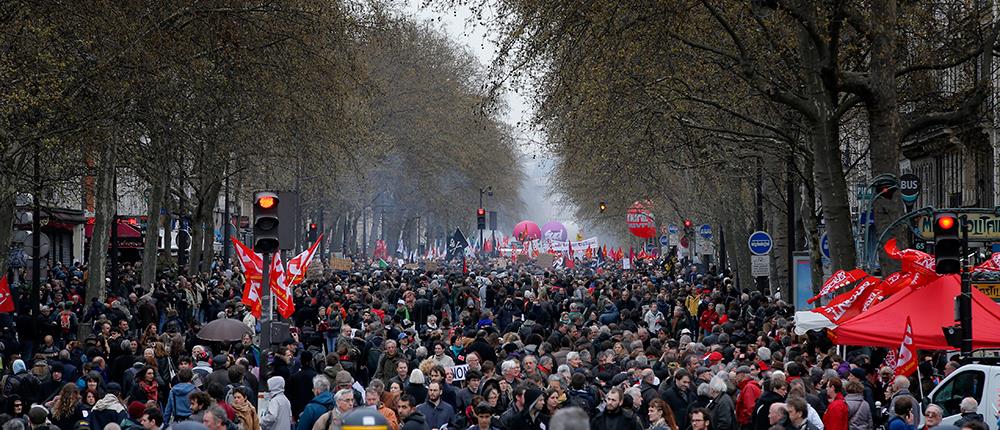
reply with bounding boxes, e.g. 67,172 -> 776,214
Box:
260,251 -> 272,386
960,227 -> 973,356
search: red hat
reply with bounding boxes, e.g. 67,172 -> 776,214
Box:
706,351 -> 723,363
756,360 -> 770,371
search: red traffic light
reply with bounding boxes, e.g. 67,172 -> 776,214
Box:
309,223 -> 317,230
257,195 -> 276,209
937,216 -> 955,230
683,219 -> 693,228
477,208 -> 486,216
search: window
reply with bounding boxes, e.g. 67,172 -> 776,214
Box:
931,370 -> 985,416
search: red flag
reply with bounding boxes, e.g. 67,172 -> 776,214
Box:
270,253 -> 295,319
975,252 -> 1000,272
232,237 -> 262,318
286,235 -> 322,287
809,268 -> 869,303
816,276 -> 882,323
566,241 -> 575,269
0,275 -> 14,313
894,316 -> 918,377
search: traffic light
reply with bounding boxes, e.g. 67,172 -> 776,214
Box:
253,191 -> 280,253
599,201 -> 606,212
307,222 -> 318,242
683,219 -> 693,230
934,212 -> 960,274
477,208 -> 486,230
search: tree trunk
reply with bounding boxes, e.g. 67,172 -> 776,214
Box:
141,170 -> 166,288
188,181 -> 221,275
85,140 -> 115,306
867,0 -> 904,274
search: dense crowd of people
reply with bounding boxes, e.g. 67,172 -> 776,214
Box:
0,255 -> 993,430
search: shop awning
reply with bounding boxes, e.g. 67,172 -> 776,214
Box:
85,219 -> 142,239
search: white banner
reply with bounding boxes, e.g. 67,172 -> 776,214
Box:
449,364 -> 469,381
532,237 -> 599,253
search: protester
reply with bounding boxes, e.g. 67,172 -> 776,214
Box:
0,254 -> 968,430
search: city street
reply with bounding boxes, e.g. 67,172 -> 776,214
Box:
2,2 -> 1000,430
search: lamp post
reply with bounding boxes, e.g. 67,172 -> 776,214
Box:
479,186 -> 492,255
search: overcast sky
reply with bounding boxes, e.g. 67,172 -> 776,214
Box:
401,1 -> 583,239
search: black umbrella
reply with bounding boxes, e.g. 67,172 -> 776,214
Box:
197,318 -> 252,342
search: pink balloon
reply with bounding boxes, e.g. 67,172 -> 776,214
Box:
513,221 -> 542,241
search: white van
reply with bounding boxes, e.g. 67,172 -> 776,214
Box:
924,362 -> 999,430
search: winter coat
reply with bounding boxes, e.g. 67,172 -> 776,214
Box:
823,394 -> 849,430
887,415 -> 915,430
289,368 -> 319,419
955,412 -> 986,428
753,390 -> 785,430
417,399 -> 456,429
296,391 -> 335,430
662,382 -> 696,430
401,412 -> 430,430
590,407 -> 643,430
845,393 -> 873,430
735,379 -> 762,427
89,394 -> 128,430
708,392 -> 738,430
374,352 -> 406,385
262,377 -> 293,430
164,382 -> 197,423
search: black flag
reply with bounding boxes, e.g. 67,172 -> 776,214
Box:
446,228 -> 469,262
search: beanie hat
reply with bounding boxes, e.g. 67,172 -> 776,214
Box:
523,388 -> 544,410
12,359 -> 25,374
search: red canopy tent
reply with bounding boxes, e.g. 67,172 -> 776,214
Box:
831,274 -> 1000,349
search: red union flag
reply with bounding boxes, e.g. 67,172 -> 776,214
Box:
894,316 -> 918,377
0,275 -> 14,313
286,236 -> 322,287
810,269 -> 869,303
232,238 -> 262,318
270,253 -> 295,319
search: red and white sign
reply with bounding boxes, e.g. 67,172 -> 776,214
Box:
626,201 -> 656,239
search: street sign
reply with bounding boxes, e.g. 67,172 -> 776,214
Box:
972,283 -> 1000,303
659,235 -> 669,246
751,255 -> 770,277
668,224 -> 679,235
747,231 -> 772,255
899,173 -> 920,203
699,224 -> 712,239
914,213 -> 1000,241
820,232 -> 830,259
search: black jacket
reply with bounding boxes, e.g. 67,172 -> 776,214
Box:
401,411 -> 431,430
288,367 -> 319,419
590,407 -> 643,430
752,390 -> 784,430
662,382 -> 696,430
955,412 -> 985,428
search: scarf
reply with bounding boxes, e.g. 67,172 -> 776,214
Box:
232,400 -> 259,430
139,381 -> 158,403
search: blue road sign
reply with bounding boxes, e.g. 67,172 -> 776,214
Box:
699,224 -> 712,239
659,235 -> 669,246
668,224 -> 679,235
821,232 -> 830,258
748,231 -> 773,255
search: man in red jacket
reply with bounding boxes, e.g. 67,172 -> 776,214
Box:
734,366 -> 762,430
823,376 -> 850,430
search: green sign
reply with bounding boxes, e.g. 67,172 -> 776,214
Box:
915,213 -> 1000,241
